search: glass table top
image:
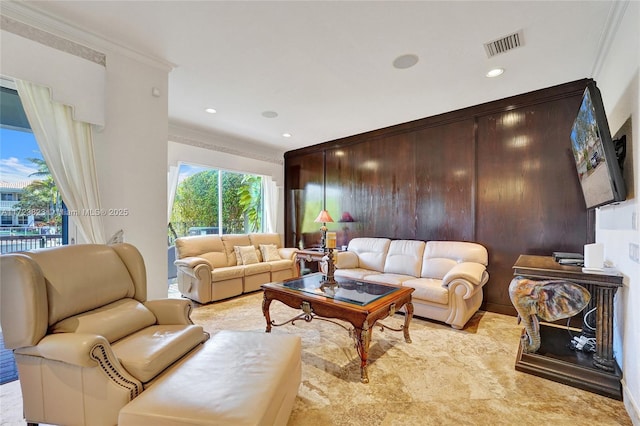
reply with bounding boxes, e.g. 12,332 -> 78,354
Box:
280,273 -> 399,306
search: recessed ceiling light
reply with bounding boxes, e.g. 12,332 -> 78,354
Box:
262,111 -> 278,118
205,108 -> 217,114
486,68 -> 505,78
393,54 -> 419,69
282,133 -> 292,138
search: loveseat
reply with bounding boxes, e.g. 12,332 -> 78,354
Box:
174,233 -> 298,304
333,238 -> 489,329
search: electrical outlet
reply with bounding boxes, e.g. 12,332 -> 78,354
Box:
630,243 -> 640,263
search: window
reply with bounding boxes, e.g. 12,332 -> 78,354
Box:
169,164 -> 264,241
0,84 -> 66,253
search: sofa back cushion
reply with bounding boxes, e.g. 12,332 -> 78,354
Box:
347,238 -> 391,272
24,244 -> 141,326
222,234 -> 253,265
249,233 -> 282,248
175,235 -> 229,268
421,241 -> 489,279
384,240 -> 426,277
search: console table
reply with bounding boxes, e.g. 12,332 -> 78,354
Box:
295,249 -> 326,275
512,255 -> 623,400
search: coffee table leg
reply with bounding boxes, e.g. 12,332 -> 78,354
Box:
262,293 -> 272,333
354,320 -> 371,383
403,301 -> 413,343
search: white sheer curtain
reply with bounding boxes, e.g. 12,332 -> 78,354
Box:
16,79 -> 106,244
167,165 -> 179,223
263,176 -> 279,233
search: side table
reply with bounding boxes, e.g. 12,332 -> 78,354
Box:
512,254 -> 623,399
295,249 -> 327,275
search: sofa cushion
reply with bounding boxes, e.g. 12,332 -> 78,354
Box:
363,273 -> 415,286
176,236 -> 229,268
421,257 -> 458,280
347,238 -> 391,272
249,233 -> 282,248
233,246 -> 243,266
335,268 -> 381,280
51,298 -> 157,343
238,245 -> 259,265
403,278 -> 449,305
211,266 -> 245,282
268,259 -> 294,272
222,235 -> 252,265
260,244 -> 281,261
384,240 -> 425,277
25,245 -> 139,326
244,262 -> 271,276
112,324 -> 206,383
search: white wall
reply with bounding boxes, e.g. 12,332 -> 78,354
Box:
92,51 -> 170,300
593,1 -> 639,423
1,5 -> 172,300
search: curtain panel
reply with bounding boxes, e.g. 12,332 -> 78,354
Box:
263,176 -> 279,234
16,79 -> 106,244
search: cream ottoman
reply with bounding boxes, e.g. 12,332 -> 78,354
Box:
118,330 -> 302,426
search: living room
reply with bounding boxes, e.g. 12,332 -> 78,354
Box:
0,1 -> 638,425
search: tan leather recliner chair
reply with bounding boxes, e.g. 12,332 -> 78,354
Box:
0,243 -> 209,426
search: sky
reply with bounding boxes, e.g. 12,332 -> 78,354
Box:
0,128 -> 42,183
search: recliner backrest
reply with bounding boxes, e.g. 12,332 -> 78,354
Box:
0,243 -> 146,348
175,235 -> 228,267
347,238 -> 391,272
421,241 -> 488,279
384,240 -> 426,277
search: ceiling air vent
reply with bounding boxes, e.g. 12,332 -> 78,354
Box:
484,30 -> 523,58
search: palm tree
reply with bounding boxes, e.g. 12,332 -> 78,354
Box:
16,158 -> 61,226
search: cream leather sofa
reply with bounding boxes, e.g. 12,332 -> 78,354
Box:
1,243 -> 302,426
174,233 -> 298,304
333,238 -> 489,329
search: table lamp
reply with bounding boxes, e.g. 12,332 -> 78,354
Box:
314,209 -> 334,249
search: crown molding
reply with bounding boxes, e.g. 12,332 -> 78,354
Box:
169,124 -> 284,166
591,0 -> 630,79
0,1 -> 174,72
1,15 -> 105,66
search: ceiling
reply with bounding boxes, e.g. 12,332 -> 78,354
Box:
24,1 -> 617,154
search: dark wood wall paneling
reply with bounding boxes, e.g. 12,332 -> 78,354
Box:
284,79 -> 594,316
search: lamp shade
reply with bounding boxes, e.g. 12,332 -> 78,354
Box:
339,212 -> 355,222
314,210 -> 334,223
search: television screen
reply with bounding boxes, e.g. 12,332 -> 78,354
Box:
570,82 -> 626,209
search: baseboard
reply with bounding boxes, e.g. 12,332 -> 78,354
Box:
622,379 -> 640,426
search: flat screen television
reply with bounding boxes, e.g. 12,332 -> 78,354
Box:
570,81 -> 626,209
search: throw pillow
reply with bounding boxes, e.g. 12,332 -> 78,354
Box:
260,244 -> 281,261
233,246 -> 243,266
238,245 -> 259,265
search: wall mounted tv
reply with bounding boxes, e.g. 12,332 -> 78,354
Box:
570,81 -> 626,209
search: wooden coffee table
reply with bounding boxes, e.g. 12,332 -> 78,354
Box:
261,273 -> 414,383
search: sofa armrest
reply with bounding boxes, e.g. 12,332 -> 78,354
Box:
278,247 -> 298,261
174,256 -> 212,269
334,251 -> 359,269
17,333 -> 113,367
443,262 -> 487,287
175,257 -> 213,287
144,299 -> 193,325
